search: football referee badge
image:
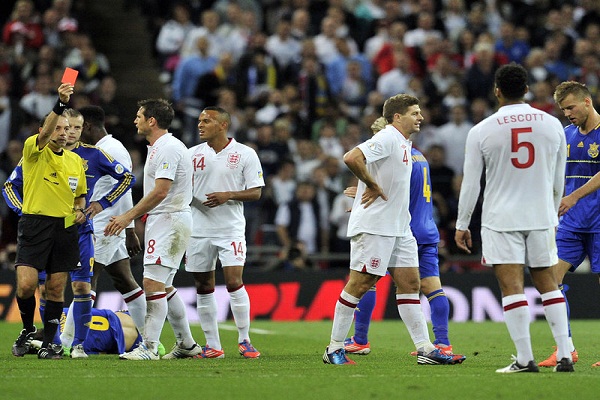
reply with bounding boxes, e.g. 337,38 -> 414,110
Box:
588,142 -> 599,158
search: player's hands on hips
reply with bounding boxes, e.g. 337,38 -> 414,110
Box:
454,229 -> 472,254
344,186 -> 357,199
85,201 -> 104,219
57,83 -> 73,103
360,184 -> 387,208
126,228 -> 142,256
104,215 -> 131,236
558,194 -> 577,216
203,192 -> 229,208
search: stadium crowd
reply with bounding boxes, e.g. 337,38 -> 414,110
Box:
0,0 -> 599,271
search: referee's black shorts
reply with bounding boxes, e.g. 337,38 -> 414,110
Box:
15,214 -> 80,274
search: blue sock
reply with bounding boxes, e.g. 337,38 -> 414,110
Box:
39,298 -> 46,321
559,283 -> 572,337
353,288 -> 376,345
427,289 -> 450,346
72,294 -> 92,346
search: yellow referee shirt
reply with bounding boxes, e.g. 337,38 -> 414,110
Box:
21,135 -> 87,218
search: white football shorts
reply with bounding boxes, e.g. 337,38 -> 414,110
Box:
481,226 -> 558,267
94,233 -> 128,266
349,233 -> 418,276
143,211 -> 192,269
186,236 -> 247,273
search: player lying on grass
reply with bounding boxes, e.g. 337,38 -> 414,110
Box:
30,308 -> 142,355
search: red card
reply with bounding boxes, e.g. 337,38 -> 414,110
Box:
61,67 -> 79,85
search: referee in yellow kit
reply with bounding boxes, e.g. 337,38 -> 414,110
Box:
10,83 -> 88,359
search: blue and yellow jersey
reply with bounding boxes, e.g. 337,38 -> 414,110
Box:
560,123 -> 600,232
3,143 -> 135,233
3,159 -> 24,216
71,142 -> 135,209
409,148 -> 440,245
57,308 -> 142,354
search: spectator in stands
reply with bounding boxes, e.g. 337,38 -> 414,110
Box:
372,22 -> 415,76
0,75 -> 26,148
276,240 -> 316,271
529,80 -> 557,116
403,11 -> 444,50
421,52 -> 459,112
275,180 -> 328,256
215,87 -> 244,138
464,2 -> 489,38
294,139 -> 323,182
272,112 -> 298,154
315,121 -> 344,160
41,7 -> 62,49
524,47 -> 550,84
441,0 -> 467,41
321,155 -> 344,194
265,17 -> 302,85
19,73 -> 54,121
442,80 -> 467,111
73,43 -> 110,94
464,41 -> 502,105
236,46 -> 279,107
20,44 -> 60,94
62,32 -> 94,68
216,1 -> 251,62
494,21 -> 530,65
326,37 -> 372,100
329,173 -> 357,255
155,1 -> 195,81
363,19 -> 390,63
543,34 -> 574,82
337,60 -> 370,121
172,36 -> 217,105
270,158 -> 296,207
455,28 -> 476,69
2,0 -> 44,54
376,48 -> 414,99
289,7 -> 312,41
468,97 -> 492,125
193,52 -> 237,111
433,104 -> 473,176
252,123 -> 289,179
255,89 -> 288,125
180,9 -> 229,60
296,55 -> 332,123
314,16 -> 358,66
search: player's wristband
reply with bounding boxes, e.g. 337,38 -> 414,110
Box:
53,99 -> 68,115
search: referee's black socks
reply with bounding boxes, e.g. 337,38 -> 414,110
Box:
16,295 -> 36,332
42,300 -> 63,347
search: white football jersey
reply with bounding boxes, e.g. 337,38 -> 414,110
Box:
144,133 -> 192,214
347,125 -> 413,237
188,138 -> 265,237
456,103 -> 566,231
91,134 -> 135,232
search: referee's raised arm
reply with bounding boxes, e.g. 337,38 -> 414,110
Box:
38,83 -> 73,149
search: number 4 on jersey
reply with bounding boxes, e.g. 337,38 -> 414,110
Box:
193,156 -> 206,171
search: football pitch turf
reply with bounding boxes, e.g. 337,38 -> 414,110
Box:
2,320 -> 600,400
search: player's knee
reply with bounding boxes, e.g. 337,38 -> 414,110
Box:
71,280 -> 91,294
17,282 -> 37,298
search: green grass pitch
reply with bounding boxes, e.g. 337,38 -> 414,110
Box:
2,320 -> 600,400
